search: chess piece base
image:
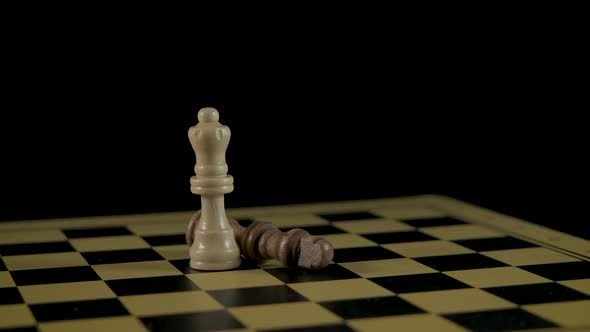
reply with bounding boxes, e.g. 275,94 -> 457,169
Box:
189,257 -> 241,271
188,227 -> 241,271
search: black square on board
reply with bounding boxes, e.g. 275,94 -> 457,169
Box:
209,285 -> 307,307
29,298 -> 129,322
318,212 -> 380,222
170,258 -> 257,274
333,247 -> 402,263
279,225 -> 345,235
11,266 -> 101,286
484,282 -> 589,305
0,257 -> 6,271
260,324 -> 355,332
265,264 -> 361,283
455,237 -> 538,252
400,217 -> 466,228
444,308 -> 557,331
106,275 -> 199,296
0,242 -> 74,256
0,287 -> 23,305
362,231 -> 437,244
320,296 -> 424,319
82,248 -> 164,265
520,261 -> 590,281
370,273 -> 471,294
235,218 -> 254,227
141,311 -> 244,332
142,234 -> 186,246
63,227 -> 132,238
415,253 -> 507,271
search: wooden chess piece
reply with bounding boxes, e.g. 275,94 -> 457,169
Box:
186,107 -> 241,270
187,211 -> 334,269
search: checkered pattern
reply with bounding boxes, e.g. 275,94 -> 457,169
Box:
1,198 -> 589,332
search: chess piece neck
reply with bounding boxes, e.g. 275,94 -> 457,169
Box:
198,195 -> 228,230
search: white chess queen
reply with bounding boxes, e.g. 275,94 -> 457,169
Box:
186,107 -> 241,270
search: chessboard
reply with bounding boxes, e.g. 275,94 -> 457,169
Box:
1,195 -> 589,332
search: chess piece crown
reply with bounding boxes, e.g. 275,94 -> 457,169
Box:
188,107 -> 234,195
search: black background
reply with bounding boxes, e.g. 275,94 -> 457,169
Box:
1,18 -> 588,240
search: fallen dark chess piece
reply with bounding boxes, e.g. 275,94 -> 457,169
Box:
186,210 -> 334,269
